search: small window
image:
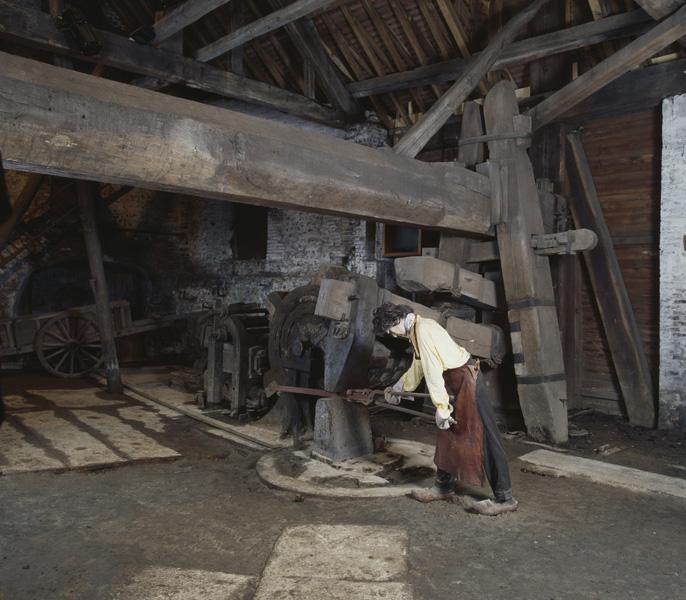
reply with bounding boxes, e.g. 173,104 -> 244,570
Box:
233,203 -> 268,259
382,225 -> 440,258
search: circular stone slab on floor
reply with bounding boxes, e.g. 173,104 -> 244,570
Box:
257,438 -> 436,498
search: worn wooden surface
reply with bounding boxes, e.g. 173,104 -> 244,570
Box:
0,52 -> 492,235
394,0 -> 551,158
528,5 -> 686,130
566,131 -> 656,428
0,1 -> 336,124
394,256 -> 498,310
485,81 -> 568,444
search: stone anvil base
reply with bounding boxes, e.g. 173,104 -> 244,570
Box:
256,438 -> 437,499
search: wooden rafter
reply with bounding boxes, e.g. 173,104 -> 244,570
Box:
527,4 -> 686,130
361,0 -> 426,113
386,1 -> 443,100
267,0 -> 363,120
395,0 -> 552,159
152,0 -> 232,44
340,6 -> 410,124
0,1 -> 336,124
194,0 -> 337,62
321,13 -> 393,126
347,10 -> 652,97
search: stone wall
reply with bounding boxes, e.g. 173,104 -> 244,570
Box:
0,180 -> 380,319
659,94 -> 686,429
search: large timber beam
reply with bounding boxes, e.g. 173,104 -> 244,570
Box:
0,0 -> 336,125
152,0 -> 233,44
394,0 -> 551,159
528,5 -> 686,130
348,10 -> 652,98
566,132 -> 656,428
195,0 -> 336,62
0,52 -> 491,235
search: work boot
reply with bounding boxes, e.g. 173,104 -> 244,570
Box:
408,485 -> 454,503
467,497 -> 519,516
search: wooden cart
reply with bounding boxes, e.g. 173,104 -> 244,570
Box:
0,300 -> 199,378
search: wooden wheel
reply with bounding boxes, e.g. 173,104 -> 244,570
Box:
35,313 -> 104,378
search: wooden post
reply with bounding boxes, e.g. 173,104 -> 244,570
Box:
484,81 -> 568,443
565,132 -> 655,427
528,1 -> 578,409
76,181 -> 122,394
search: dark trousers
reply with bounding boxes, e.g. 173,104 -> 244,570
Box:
435,373 -> 512,501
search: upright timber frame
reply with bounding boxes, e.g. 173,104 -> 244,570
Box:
484,81 -> 568,443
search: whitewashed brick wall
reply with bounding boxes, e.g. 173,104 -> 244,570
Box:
659,94 -> 686,429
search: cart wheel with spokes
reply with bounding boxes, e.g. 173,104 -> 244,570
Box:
35,313 -> 104,378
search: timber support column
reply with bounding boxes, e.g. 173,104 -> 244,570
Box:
484,81 -> 568,443
77,181 -> 123,394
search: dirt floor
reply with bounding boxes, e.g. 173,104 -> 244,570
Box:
1,374 -> 685,600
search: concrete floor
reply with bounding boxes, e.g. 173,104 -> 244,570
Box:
1,375 -> 685,600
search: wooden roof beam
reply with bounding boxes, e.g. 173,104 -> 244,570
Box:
267,0 -> 363,120
527,4 -> 686,130
194,0 -> 337,62
152,0 -> 233,44
0,0 -> 337,125
348,10 -> 653,97
394,0 -> 551,159
0,52 -> 493,236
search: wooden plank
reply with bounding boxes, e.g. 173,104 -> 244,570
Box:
484,81 -> 568,443
527,5 -> 686,130
153,0 -> 232,44
77,182 -> 122,394
0,0 -> 336,125
394,256 -> 498,309
565,132 -> 655,428
348,10 -> 651,97
518,449 -> 686,499
394,0 -> 552,159
267,0 -> 362,120
0,52 -> 492,236
194,0 -> 336,62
